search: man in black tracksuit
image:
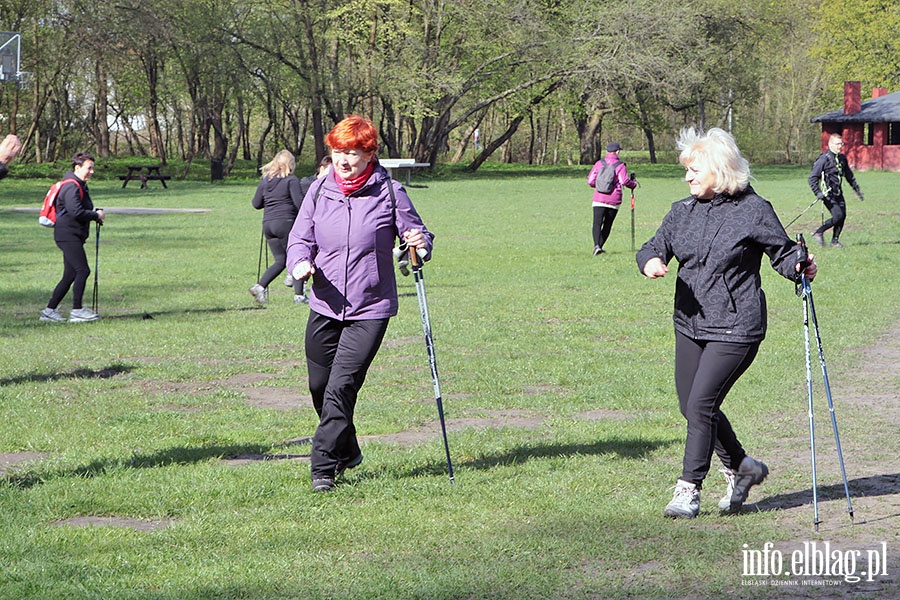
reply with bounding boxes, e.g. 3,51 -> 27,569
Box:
808,133 -> 863,248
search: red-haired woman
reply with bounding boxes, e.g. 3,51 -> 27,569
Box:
287,115 -> 434,492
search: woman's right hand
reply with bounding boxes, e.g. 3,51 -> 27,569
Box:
643,257 -> 668,279
291,260 -> 315,281
96,209 -> 105,224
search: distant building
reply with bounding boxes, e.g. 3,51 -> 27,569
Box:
810,81 -> 900,171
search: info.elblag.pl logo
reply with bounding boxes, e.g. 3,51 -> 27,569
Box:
741,541 -> 889,585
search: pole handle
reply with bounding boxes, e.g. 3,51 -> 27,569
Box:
408,246 -> 427,267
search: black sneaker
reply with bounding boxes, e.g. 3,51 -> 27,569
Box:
812,232 -> 825,247
831,240 -> 844,248
311,477 -> 335,492
336,453 -> 363,477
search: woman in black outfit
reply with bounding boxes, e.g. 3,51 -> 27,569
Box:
250,150 -> 305,304
40,152 -> 104,323
637,127 -> 818,518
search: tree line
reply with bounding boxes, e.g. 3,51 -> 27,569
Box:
0,0 -> 895,174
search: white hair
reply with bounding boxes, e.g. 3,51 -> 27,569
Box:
677,127 -> 750,195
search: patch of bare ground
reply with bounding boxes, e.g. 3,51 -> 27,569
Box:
144,372 -> 311,411
52,516 -> 174,531
730,322 -> 900,598
0,452 -> 50,477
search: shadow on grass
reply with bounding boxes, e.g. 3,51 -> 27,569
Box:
0,363 -> 134,386
402,437 -> 676,478
3,442 -> 279,490
750,472 -> 900,515
100,306 -> 261,321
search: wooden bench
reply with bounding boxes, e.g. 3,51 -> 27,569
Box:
119,165 -> 172,189
380,159 -> 430,186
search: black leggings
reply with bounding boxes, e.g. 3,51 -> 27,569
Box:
674,331 -> 760,487
592,205 -> 619,249
305,310 -> 390,478
259,219 -> 303,295
48,241 -> 91,310
815,195 -> 846,242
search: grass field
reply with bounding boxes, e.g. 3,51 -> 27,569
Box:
1,164 -> 898,599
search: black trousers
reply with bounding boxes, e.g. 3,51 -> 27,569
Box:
305,310 -> 390,478
260,219 -> 303,295
48,240 -> 90,310
674,331 -> 760,487
814,194 -> 846,242
592,205 -> 619,249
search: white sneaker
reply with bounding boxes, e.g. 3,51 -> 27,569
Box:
39,308 -> 67,323
249,284 -> 268,305
664,480 -> 701,518
284,274 -> 294,287
69,307 -> 100,323
717,468 -> 736,511
293,294 -> 308,304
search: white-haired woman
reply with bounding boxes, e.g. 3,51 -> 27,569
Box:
636,127 -> 818,518
250,149 -> 305,304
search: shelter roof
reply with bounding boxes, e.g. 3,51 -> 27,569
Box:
810,91 -> 900,123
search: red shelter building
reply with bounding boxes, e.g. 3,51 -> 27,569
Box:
810,81 -> 900,171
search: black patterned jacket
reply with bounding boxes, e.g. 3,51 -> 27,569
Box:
636,186 -> 802,343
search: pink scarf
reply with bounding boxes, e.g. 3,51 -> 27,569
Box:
334,161 -> 375,195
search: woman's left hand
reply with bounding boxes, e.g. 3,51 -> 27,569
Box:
403,229 -> 427,249
798,253 -> 817,281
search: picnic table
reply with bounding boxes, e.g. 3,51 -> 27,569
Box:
119,165 -> 172,189
380,159 -> 430,186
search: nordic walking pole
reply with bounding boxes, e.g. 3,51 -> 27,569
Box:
91,220 -> 101,313
796,234 -> 853,529
799,269 -> 821,530
257,229 -> 265,282
784,197 -> 822,229
410,246 -> 454,482
630,189 -> 636,252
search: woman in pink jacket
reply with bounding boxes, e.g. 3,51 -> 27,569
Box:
587,142 -> 637,255
287,115 -> 433,492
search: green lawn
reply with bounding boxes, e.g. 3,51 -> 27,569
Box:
1,165 -> 898,599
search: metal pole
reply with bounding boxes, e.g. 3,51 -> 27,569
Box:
800,279 -> 820,530
92,221 -> 101,313
257,228 -> 266,282
804,274 -> 854,522
410,247 -> 454,482
630,190 -> 636,252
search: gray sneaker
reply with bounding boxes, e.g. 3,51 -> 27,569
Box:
664,480 -> 700,519
69,307 -> 100,323
293,294 -> 308,304
249,284 -> 268,305
39,308 -> 67,323
725,456 -> 768,513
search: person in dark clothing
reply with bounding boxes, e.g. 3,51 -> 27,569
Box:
250,150 -> 306,304
0,134 -> 22,179
637,127 -> 818,519
808,133 -> 864,248
41,152 -> 105,323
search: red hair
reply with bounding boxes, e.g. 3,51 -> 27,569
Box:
326,115 -> 379,153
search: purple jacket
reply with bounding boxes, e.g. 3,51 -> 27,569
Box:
587,152 -> 637,207
286,162 -> 433,321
